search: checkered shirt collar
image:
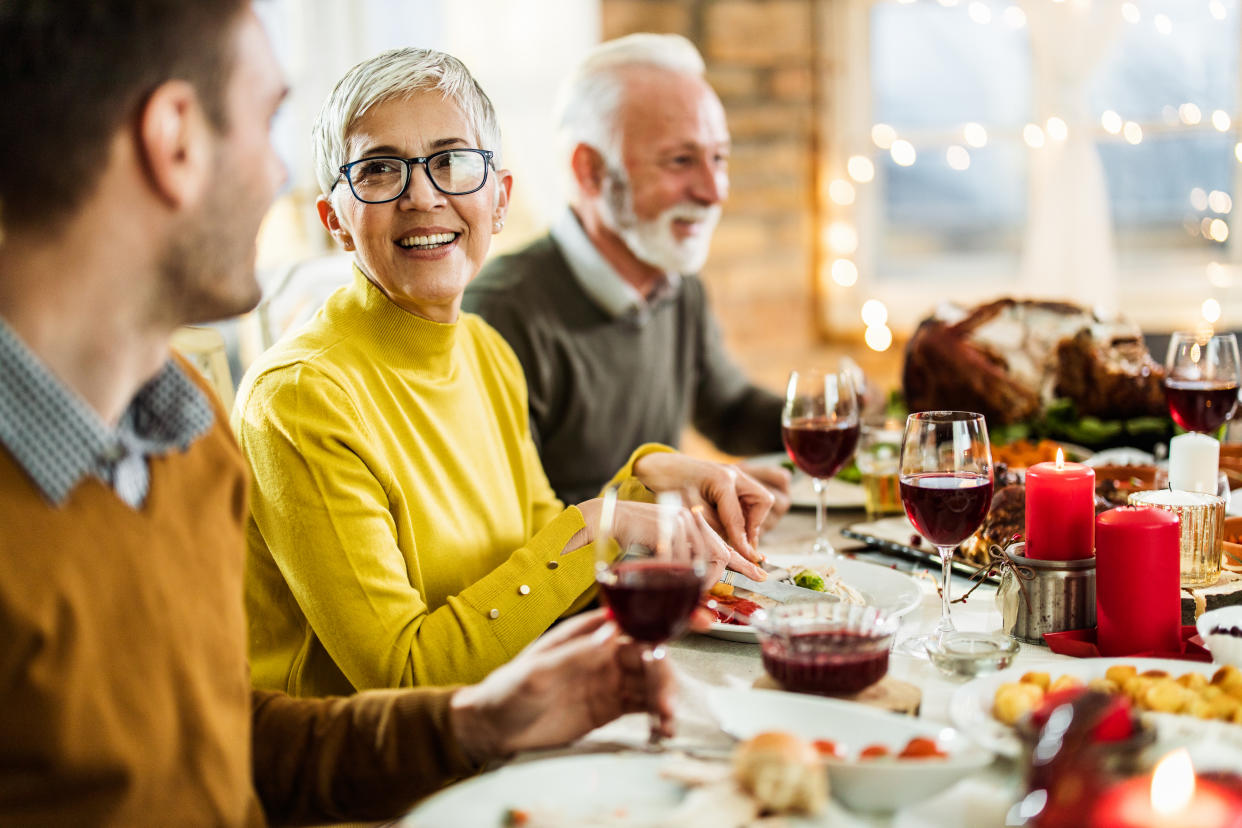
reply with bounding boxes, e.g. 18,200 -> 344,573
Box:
0,319 -> 214,506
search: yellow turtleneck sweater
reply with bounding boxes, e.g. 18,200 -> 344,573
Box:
234,268 -> 662,696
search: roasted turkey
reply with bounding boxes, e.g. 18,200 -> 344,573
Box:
902,298 -> 1165,425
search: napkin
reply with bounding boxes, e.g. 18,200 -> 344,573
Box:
1042,626 -> 1212,661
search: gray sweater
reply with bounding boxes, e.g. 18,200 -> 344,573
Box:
464,233 -> 783,505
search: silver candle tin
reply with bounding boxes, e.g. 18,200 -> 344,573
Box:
999,543 -> 1097,645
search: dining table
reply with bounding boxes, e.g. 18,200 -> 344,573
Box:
422,503 -> 1091,827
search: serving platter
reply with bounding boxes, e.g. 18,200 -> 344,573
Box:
948,657 -> 1242,760
704,555 -> 923,644
400,752 -> 859,826
744,453 -> 865,510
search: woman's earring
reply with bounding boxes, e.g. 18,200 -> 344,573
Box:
493,218 -> 504,232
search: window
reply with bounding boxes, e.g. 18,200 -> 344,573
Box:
820,0 -> 1242,334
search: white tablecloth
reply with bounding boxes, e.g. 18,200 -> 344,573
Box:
506,510 -> 1080,826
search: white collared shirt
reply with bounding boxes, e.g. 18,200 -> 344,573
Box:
550,208 -> 681,324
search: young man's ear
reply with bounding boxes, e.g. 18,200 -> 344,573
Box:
316,195 -> 355,251
138,79 -> 210,209
570,144 -> 610,198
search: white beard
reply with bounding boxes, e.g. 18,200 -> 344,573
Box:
598,171 -> 721,275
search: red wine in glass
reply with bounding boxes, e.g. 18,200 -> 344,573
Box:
598,560 -> 703,643
782,417 -> 861,479
1164,379 -> 1239,433
899,472 -> 995,547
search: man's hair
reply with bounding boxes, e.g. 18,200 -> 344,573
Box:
554,33 -> 706,168
0,0 -> 249,233
312,48 -> 503,201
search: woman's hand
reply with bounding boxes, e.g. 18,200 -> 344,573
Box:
449,610 -> 677,760
734,461 -> 792,533
631,453 -> 774,565
573,497 -> 766,582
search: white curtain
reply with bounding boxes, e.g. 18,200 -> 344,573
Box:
1019,0 -> 1123,317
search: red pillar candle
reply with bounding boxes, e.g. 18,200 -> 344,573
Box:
1095,506 -> 1182,657
1025,449 -> 1096,560
1090,749 -> 1242,828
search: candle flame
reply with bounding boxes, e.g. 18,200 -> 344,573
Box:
1055,447 -> 1064,469
1151,748 -> 1195,815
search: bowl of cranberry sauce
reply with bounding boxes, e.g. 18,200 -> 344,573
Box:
753,603 -> 899,695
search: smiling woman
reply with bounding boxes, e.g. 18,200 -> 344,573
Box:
231,47 -> 773,698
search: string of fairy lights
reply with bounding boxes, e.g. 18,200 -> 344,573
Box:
830,0 -> 1241,351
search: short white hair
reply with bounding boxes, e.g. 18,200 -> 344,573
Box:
312,48 -> 502,199
554,33 -> 706,167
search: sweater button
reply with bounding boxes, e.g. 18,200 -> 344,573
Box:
488,608 -> 500,619
518,584 -> 531,596
546,561 -> 559,570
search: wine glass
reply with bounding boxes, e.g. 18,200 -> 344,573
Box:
1165,331 -> 1241,436
898,411 -> 994,658
594,488 -> 706,747
781,366 -> 862,559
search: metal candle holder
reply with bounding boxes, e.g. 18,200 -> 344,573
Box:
1000,543 -> 1096,645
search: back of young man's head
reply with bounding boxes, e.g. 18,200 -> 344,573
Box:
0,0 -> 249,236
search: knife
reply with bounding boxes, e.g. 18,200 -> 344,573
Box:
718,570 -> 840,604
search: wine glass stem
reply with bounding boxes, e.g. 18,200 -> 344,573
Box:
936,545 -> 957,638
643,644 -> 666,748
812,476 -> 834,559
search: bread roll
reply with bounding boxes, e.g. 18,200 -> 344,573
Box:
731,731 -> 828,815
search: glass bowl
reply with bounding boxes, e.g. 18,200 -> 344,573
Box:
752,602 -> 899,695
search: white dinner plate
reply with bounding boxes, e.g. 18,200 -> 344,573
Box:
707,687 -> 993,812
400,752 -> 846,826
949,657 -> 1242,759
704,556 -> 923,644
745,453 -> 866,510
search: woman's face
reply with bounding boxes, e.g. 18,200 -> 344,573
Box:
318,90 -> 511,323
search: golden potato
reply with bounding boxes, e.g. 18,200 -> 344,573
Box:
1142,680 -> 1190,714
1020,671 -> 1051,691
1048,674 -> 1086,694
1177,672 -> 1209,691
1122,676 -> 1154,703
1213,666 -> 1242,692
994,682 -> 1045,726
1105,665 -> 1137,685
1087,678 -> 1120,695
1140,669 -> 1170,679
1208,696 -> 1241,721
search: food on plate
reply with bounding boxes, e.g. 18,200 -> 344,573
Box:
992,665 -> 1242,728
902,299 -> 1169,446
702,593 -> 765,625
991,439 -> 1072,469
1092,464 -> 1158,506
1020,671 -> 1051,690
731,731 -> 829,815
993,681 -> 1046,725
897,737 -> 949,759
702,563 -> 864,628
785,563 -> 865,604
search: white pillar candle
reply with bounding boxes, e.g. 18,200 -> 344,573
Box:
1168,432 -> 1220,495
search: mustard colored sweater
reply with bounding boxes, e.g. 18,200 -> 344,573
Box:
0,360 -> 479,826
235,268 -> 662,696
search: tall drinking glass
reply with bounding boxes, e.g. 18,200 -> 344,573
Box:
898,411 -> 993,657
1164,332 -> 1241,435
594,489 -> 706,747
781,367 -> 861,559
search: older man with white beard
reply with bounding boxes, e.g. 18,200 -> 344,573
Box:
464,33 -> 791,513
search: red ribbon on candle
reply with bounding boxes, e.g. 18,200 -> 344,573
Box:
1025,450 -> 1095,560
1095,506 -> 1182,657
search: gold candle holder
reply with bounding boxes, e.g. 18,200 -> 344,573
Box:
1127,489 -> 1225,588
